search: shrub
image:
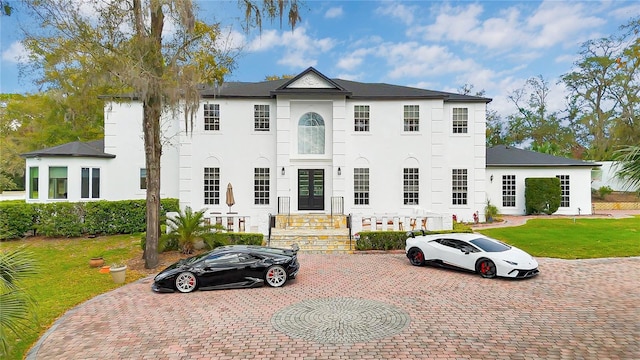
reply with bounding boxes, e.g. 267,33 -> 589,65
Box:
36,203 -> 84,237
0,198 -> 179,240
0,201 -> 36,240
485,200 -> 499,222
355,223 -> 473,251
525,178 -> 561,215
598,186 -> 613,199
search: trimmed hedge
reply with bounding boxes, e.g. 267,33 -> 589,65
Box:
0,198 -> 180,240
36,202 -> 85,237
0,201 -> 36,239
355,222 -> 473,251
525,177 -> 561,215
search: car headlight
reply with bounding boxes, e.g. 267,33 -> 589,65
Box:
503,260 -> 518,266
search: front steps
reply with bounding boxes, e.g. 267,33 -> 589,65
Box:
268,214 -> 354,254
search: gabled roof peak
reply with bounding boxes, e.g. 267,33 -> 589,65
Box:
272,67 -> 351,96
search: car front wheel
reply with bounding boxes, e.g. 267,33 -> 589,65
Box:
476,259 -> 497,279
265,265 -> 287,287
408,248 -> 425,266
175,272 -> 198,293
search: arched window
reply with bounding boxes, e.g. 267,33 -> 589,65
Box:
298,112 -> 325,154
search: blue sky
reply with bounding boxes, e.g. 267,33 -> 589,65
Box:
1,0 -> 639,118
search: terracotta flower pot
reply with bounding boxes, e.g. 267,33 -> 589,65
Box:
89,257 -> 105,268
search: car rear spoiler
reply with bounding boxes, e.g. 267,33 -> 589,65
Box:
405,230 -> 427,238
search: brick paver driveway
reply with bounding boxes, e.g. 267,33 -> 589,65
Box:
28,253 -> 640,359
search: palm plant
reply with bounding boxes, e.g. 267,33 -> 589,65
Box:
163,207 -> 225,254
0,246 -> 38,356
614,145 -> 640,192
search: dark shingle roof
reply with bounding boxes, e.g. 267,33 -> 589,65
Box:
21,139 -> 115,159
199,67 -> 492,103
486,145 -> 599,167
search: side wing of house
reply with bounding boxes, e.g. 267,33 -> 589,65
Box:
486,167 -> 595,216
486,146 -> 599,216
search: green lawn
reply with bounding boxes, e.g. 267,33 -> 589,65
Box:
1,235 -> 147,360
477,215 -> 640,259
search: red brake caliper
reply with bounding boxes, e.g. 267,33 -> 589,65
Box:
481,262 -> 487,273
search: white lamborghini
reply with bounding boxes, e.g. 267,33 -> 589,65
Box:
405,232 -> 539,279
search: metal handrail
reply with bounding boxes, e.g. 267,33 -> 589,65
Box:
330,196 -> 344,218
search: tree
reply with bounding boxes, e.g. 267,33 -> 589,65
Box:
0,247 -> 38,356
485,108 -> 507,147
561,38 -> 621,160
505,75 -> 575,155
561,17 -> 640,160
611,18 -> 640,148
22,0 -> 300,268
265,74 -> 295,80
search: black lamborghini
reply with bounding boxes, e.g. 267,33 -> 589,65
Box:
151,244 -> 300,293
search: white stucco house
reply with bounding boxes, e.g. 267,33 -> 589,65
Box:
21,67 -> 599,234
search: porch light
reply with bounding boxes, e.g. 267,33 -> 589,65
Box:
281,167 -> 285,176
337,167 -> 341,176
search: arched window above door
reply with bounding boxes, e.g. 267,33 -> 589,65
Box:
298,112 -> 325,154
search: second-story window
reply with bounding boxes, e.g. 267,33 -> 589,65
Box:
254,104 -> 270,131
404,105 -> 419,132
204,103 -> 220,131
453,107 -> 468,134
354,105 -> 370,132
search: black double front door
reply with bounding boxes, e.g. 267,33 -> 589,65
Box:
298,169 -> 324,211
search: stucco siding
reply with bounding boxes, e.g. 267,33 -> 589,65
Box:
486,167 -> 594,216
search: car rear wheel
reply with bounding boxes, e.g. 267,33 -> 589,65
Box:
175,272 -> 198,293
476,259 -> 497,278
408,248 -> 425,266
265,265 -> 287,287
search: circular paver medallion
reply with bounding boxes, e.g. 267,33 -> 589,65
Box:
271,297 -> 410,344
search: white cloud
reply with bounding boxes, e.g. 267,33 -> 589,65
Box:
375,2 -> 416,25
244,27 -> 335,70
609,4 -> 640,20
2,42 -> 28,64
411,3 -> 483,43
378,42 -> 479,79
472,8 -> 526,50
526,1 -> 605,49
336,48 -> 372,71
247,29 -> 282,52
325,7 -> 343,19
411,1 -> 607,53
